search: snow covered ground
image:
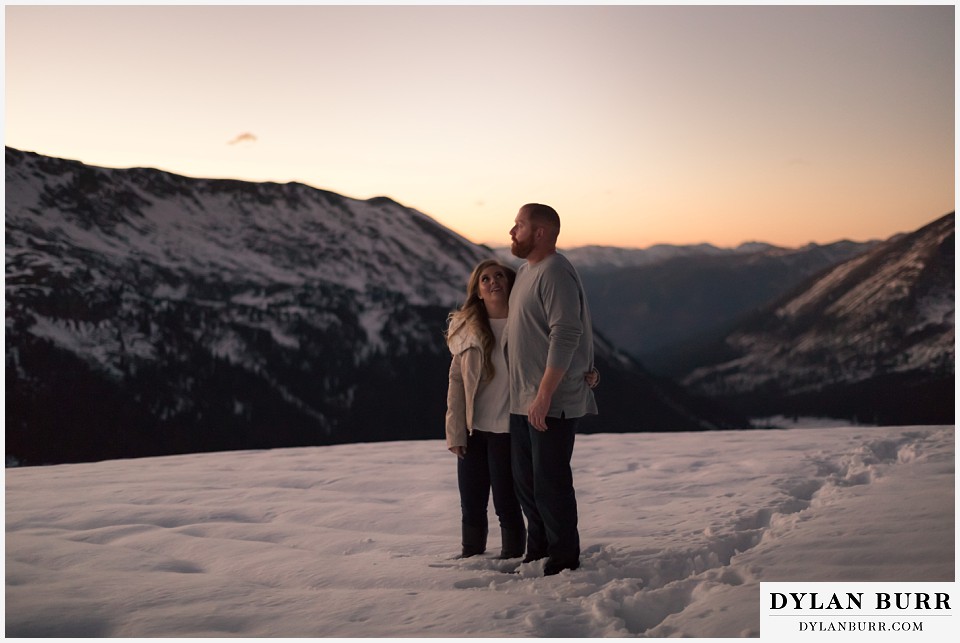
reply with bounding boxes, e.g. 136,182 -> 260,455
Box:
5,425 -> 954,638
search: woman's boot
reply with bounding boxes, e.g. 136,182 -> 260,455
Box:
460,523 -> 487,558
498,525 -> 526,559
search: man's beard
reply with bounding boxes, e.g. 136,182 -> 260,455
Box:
511,237 -> 534,259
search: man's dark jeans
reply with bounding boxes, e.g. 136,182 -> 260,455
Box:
509,413 -> 580,565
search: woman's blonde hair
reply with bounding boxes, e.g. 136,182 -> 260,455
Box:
445,259 -> 516,380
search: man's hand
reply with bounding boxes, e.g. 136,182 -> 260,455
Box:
449,446 -> 466,459
528,393 -> 551,432
529,366 -> 566,431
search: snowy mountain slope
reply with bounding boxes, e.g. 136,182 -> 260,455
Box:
6,148 -> 740,466
5,150 -> 481,306
6,147 -> 496,465
679,212 -> 954,425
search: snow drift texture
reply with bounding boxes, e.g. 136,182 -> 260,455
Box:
5,426 -> 953,637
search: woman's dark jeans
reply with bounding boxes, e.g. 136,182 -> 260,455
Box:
458,430 -> 525,532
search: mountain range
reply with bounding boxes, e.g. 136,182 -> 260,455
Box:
5,147 -> 739,466
6,148 -> 951,465
677,212 -> 954,425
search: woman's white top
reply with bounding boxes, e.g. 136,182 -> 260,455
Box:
471,317 -> 510,434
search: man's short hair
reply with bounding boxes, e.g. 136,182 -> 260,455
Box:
521,203 -> 561,231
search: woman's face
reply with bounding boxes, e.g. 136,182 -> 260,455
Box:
477,265 -> 510,305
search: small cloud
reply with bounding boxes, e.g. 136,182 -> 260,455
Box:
227,132 -> 257,145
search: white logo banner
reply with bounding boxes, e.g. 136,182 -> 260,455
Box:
761,582 -> 955,641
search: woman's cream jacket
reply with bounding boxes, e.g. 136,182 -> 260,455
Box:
444,317 -> 484,449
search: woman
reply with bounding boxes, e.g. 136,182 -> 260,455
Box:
445,259 -> 525,559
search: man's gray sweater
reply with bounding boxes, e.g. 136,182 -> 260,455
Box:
504,253 -> 598,420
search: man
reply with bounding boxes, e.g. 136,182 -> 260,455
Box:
504,203 -> 598,576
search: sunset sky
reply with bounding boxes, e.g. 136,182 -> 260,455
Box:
5,4 -> 955,249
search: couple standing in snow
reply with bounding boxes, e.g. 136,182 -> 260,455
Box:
444,203 -> 599,577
